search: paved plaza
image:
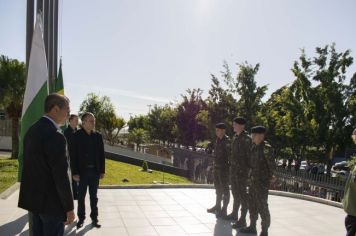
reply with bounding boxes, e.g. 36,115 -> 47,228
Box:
0,188 -> 346,236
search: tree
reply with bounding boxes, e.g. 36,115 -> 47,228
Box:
223,62 -> 268,128
146,105 -> 177,144
127,115 -> 148,132
205,75 -> 237,138
176,89 -> 207,147
291,44 -> 354,172
0,55 -> 26,159
128,128 -> 148,150
79,93 -> 125,144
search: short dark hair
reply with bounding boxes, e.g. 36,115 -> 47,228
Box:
81,112 -> 95,121
69,114 -> 78,121
44,93 -> 69,113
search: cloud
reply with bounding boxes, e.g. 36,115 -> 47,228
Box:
66,82 -> 171,103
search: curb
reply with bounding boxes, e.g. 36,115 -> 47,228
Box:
268,190 -> 343,209
99,184 -> 343,209
99,184 -> 215,189
0,182 -> 20,200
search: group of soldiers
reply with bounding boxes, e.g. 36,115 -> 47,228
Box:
207,117 -> 275,236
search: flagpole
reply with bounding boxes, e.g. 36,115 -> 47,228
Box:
53,0 -> 59,82
48,0 -> 54,92
26,0 -> 34,69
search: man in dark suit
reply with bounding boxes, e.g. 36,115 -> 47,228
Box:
64,114 -> 79,200
71,112 -> 105,228
18,93 -> 75,236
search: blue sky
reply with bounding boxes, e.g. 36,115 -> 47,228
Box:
1,0 -> 356,120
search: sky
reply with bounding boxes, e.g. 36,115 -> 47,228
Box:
1,0 -> 356,121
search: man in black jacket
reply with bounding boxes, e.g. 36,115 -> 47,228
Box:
18,94 -> 75,236
71,112 -> 105,228
64,114 -> 79,199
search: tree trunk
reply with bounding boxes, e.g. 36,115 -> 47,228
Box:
11,117 -> 19,159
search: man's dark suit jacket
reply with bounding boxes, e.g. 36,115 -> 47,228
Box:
70,129 -> 105,176
18,117 -> 74,216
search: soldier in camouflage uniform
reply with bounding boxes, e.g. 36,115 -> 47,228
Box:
207,123 -> 231,218
226,117 -> 251,229
240,126 -> 275,236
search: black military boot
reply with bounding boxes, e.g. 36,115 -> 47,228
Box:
207,205 -> 218,213
216,204 -> 227,218
240,225 -> 257,234
231,218 -> 246,229
207,196 -> 222,214
224,211 -> 237,221
217,197 -> 229,218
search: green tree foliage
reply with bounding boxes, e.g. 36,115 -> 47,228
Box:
176,89 -> 207,147
223,62 -> 268,128
127,115 -> 148,132
0,55 -> 26,159
146,105 -> 177,144
79,93 -> 125,145
290,44 -> 354,171
205,75 -> 237,138
128,128 -> 148,150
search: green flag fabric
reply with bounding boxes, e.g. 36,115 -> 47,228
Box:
18,13 -> 49,180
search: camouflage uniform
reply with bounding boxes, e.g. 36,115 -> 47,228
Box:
248,141 -> 275,233
212,135 -> 231,215
228,130 -> 251,221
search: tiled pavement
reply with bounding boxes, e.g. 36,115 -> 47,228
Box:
0,188 -> 346,236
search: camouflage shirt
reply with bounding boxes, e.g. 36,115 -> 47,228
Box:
250,141 -> 275,185
214,135 -> 231,169
230,130 -> 252,175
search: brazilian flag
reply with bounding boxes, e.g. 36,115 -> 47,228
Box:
55,59 -> 67,131
55,59 -> 64,94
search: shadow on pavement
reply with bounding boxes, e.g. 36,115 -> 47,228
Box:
76,224 -> 94,236
214,218 -> 233,236
0,214 -> 28,236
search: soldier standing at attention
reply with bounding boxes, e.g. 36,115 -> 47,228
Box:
207,123 -> 231,218
226,117 -> 251,227
343,128 -> 356,236
240,126 -> 275,236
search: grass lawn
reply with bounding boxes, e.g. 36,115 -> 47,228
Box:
101,159 -> 192,185
0,157 -> 18,194
0,157 -> 192,194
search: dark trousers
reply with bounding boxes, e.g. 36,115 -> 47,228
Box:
32,212 -> 64,236
72,180 -> 78,200
249,183 -> 270,232
345,214 -> 356,236
77,168 -> 99,222
213,169 -> 230,207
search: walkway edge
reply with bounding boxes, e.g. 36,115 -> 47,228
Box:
99,184 -> 343,209
269,190 -> 343,209
0,182 -> 20,200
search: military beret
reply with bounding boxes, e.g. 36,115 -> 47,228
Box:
233,117 -> 246,125
215,123 -> 227,129
251,126 -> 266,134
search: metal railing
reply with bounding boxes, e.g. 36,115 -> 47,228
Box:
171,147 -> 347,202
273,167 -> 346,202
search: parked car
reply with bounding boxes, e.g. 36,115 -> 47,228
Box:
331,161 -> 350,177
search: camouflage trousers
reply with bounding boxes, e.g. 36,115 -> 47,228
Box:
248,182 -> 270,231
230,173 -> 248,218
213,168 -> 230,205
